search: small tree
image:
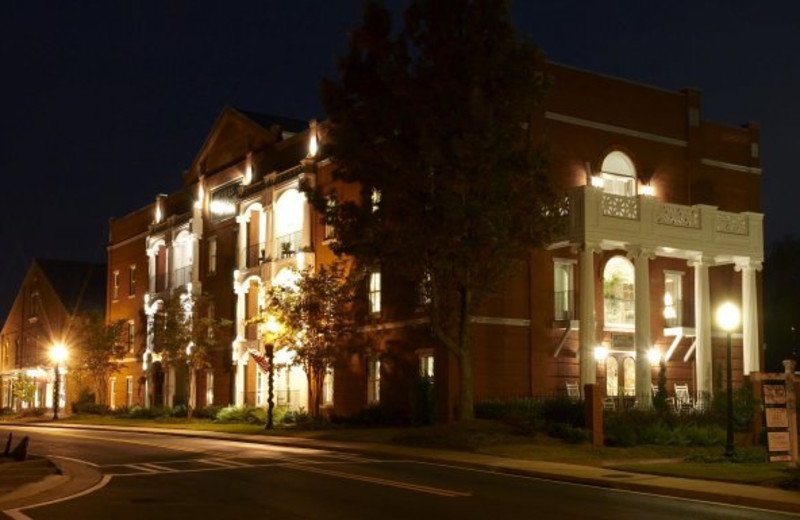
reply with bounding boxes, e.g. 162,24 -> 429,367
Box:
311,0 -> 559,420
12,373 -> 37,410
257,261 -> 359,418
153,289 -> 230,416
73,312 -> 127,406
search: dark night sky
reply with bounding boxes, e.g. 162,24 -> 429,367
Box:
1,1 -> 798,320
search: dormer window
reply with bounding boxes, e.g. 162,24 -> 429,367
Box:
600,151 -> 637,197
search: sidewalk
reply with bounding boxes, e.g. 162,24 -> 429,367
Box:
3,422 -> 800,515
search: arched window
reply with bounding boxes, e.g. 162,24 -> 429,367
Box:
274,189 -> 304,257
623,357 -> 636,396
603,256 -> 635,328
600,151 -> 637,196
606,356 -> 619,397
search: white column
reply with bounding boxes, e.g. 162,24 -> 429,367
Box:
630,246 -> 654,407
736,259 -> 761,375
579,243 -> 598,386
691,255 -> 713,403
147,247 -> 157,293
236,214 -> 248,270
302,194 -> 312,251
235,359 -> 246,406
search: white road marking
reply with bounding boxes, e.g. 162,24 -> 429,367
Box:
3,475 -> 113,520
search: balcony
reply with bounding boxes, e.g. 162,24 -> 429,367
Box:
275,231 -> 302,259
172,265 -> 192,288
554,186 -> 764,263
243,242 -> 267,269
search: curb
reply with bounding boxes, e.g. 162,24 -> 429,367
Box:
4,422 -> 800,515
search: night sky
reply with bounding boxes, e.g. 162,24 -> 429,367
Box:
1,1 -> 798,320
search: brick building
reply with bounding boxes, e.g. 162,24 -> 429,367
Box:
106,60 -> 763,419
0,259 -> 106,411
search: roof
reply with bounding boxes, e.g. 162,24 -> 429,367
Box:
233,108 -> 308,134
35,258 -> 107,315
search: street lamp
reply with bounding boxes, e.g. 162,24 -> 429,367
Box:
49,343 -> 68,421
716,302 -> 740,459
263,315 -> 283,430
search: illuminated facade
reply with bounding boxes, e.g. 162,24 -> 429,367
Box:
106,61 -> 764,419
0,259 -> 106,411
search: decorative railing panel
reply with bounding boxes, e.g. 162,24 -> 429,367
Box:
655,204 -> 700,229
602,194 -> 639,220
715,212 -> 748,235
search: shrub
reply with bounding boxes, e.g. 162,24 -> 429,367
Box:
19,407 -> 47,418
193,405 -> 222,420
215,405 -> 266,424
72,402 -> 110,415
548,423 -> 590,444
475,398 -> 544,433
332,403 -> 401,426
411,375 -> 437,426
280,408 -> 310,425
127,406 -> 169,419
542,397 -> 584,428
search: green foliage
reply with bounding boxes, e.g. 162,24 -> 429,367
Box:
604,409 -> 726,447
257,261 -> 359,418
215,405 -> 267,424
193,405 -> 223,419
779,464 -> 800,490
71,402 -> 110,415
313,0 -> 559,421
126,406 -> 169,419
279,408 -> 311,425
709,380 -> 757,432
548,423 -> 590,444
12,373 -> 37,406
653,362 -> 670,414
72,311 -> 127,406
19,407 -> 47,418
391,421 -> 519,451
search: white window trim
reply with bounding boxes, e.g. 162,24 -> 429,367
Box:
112,270 -> 120,301
369,271 -> 381,314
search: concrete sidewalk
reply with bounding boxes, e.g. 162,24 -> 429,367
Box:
3,422 -> 800,515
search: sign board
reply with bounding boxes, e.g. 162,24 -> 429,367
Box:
761,378 -> 794,463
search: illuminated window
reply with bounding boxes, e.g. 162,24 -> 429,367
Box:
113,271 -> 120,300
606,356 -> 619,397
207,237 -> 217,275
600,151 -> 637,196
205,370 -> 214,406
369,271 -> 381,314
256,369 -> 264,406
663,271 -> 683,327
623,357 -> 636,396
128,321 -> 135,353
128,265 -> 136,296
324,196 -> 337,240
274,189 -> 304,258
109,378 -> 117,410
209,181 -> 240,221
603,256 -> 635,329
553,259 -> 575,320
322,368 -> 334,406
367,358 -> 381,403
419,350 -> 434,379
126,377 -> 133,407
371,188 -> 381,213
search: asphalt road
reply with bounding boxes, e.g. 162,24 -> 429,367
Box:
1,426 -> 798,520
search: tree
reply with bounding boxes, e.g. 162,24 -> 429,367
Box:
763,236 -> 800,370
312,0 -> 559,420
72,312 -> 127,406
12,373 -> 37,411
255,261 -> 359,418
153,289 -> 230,415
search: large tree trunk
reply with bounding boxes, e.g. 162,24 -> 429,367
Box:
457,285 -> 474,420
95,374 -> 107,406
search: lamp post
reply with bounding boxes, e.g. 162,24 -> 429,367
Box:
263,315 -> 282,430
49,343 -> 68,421
716,302 -> 740,459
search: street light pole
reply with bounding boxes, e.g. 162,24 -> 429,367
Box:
53,361 -> 61,421
716,302 -> 740,459
50,343 -> 68,421
266,342 -> 275,430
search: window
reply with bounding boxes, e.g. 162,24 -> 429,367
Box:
126,377 -> 133,407
606,356 -> 619,397
600,151 -> 637,196
207,237 -> 217,275
324,196 -> 336,240
128,265 -> 136,297
322,368 -> 334,406
256,369 -> 264,406
112,271 -> 120,300
368,271 -> 381,314
663,271 -> 683,327
603,256 -> 635,329
110,378 -> 117,410
209,181 -> 241,221
622,357 -> 635,396
274,189 -> 304,258
419,350 -> 434,379
367,358 -> 381,403
128,321 -> 135,353
553,259 -> 575,320
371,188 -> 381,213
205,370 -> 214,406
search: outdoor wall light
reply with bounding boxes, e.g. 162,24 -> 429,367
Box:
593,345 -> 608,361
647,347 -> 661,365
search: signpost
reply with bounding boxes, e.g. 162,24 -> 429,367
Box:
755,360 -> 798,464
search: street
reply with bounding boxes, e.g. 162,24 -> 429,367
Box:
1,426 -> 797,520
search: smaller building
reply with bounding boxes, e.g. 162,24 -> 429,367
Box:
0,258 -> 106,411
